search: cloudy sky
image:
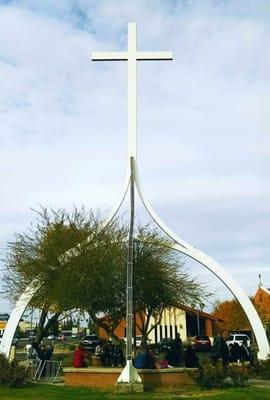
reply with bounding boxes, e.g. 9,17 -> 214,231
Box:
0,0 -> 269,312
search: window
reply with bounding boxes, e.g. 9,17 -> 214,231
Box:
170,325 -> 173,338
154,326 -> 158,343
159,325 -> 163,340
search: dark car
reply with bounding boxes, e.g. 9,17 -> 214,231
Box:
194,335 -> 211,352
82,335 -> 101,352
158,338 -> 175,353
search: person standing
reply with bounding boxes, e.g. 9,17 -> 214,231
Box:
173,333 -> 183,365
184,345 -> 198,368
210,335 -> 229,366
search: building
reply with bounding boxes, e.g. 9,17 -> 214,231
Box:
98,305 -> 221,343
0,313 -> 9,321
254,284 -> 270,338
0,314 -> 9,336
0,313 -> 35,337
254,285 -> 270,320
148,305 -> 220,343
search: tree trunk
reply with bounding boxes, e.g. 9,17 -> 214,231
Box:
36,309 -> 48,343
44,312 -> 60,337
36,310 -> 60,342
89,311 -> 121,344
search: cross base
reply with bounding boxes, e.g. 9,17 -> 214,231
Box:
117,360 -> 142,384
115,382 -> 144,394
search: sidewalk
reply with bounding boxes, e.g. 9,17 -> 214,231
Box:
249,378 -> 270,389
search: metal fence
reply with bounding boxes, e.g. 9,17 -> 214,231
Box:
26,359 -> 63,382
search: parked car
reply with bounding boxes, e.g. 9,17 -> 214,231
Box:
194,335 -> 211,352
158,338 -> 175,352
47,334 -> 57,340
226,333 -> 251,348
123,336 -> 151,348
71,334 -> 80,340
82,335 -> 101,351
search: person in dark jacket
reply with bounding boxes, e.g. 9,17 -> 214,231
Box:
229,343 -> 242,362
45,343 -> 54,360
240,342 -> 251,362
210,335 -> 229,366
184,345 -> 199,368
173,333 -> 183,364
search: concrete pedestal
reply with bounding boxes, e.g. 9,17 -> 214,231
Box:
115,382 -> 144,393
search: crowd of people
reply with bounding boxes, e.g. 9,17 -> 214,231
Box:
25,341 -> 54,362
96,341 -> 125,367
72,333 -> 200,370
210,335 -> 252,365
133,334 -> 199,369
72,341 -> 125,368
72,333 -> 252,370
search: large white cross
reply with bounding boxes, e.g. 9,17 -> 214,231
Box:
92,22 -> 173,159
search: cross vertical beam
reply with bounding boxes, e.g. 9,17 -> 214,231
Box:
91,22 -> 173,385
128,23 -> 137,158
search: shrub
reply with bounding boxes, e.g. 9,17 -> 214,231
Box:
256,357 -> 270,380
228,363 -> 249,385
0,354 -> 10,384
197,360 -> 225,388
68,344 -> 76,351
197,359 -> 249,388
0,354 -> 27,387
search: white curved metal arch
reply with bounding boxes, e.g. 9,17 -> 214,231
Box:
2,158 -> 269,360
0,280 -> 41,358
133,159 -> 270,360
60,171 -> 130,263
2,159 -> 269,360
0,173 -> 130,359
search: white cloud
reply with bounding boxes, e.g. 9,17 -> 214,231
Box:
0,0 -> 269,312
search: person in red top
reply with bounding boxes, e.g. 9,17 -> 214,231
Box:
72,343 -> 88,368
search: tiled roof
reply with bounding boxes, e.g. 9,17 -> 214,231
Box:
261,286 -> 270,296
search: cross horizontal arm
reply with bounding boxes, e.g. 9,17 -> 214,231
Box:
136,51 -> 173,60
92,52 -> 128,61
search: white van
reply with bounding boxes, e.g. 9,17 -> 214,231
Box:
226,333 -> 251,348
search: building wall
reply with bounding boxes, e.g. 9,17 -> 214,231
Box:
205,319 -> 213,337
98,308 -> 216,343
98,313 -> 143,341
148,308 -> 187,343
18,320 -> 34,332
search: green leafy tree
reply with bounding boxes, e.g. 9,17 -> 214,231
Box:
3,208 -> 209,343
132,227 -> 206,340
59,224 -> 209,342
3,207 -> 102,341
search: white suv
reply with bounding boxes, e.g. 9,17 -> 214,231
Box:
226,334 -> 251,348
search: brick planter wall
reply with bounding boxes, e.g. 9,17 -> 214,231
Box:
63,367 -> 197,390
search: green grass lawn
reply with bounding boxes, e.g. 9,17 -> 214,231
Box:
0,384 -> 269,400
